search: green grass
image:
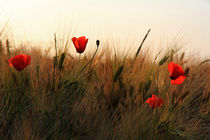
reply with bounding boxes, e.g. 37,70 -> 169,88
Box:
0,30 -> 209,140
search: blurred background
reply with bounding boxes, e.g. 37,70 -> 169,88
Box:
0,0 -> 210,57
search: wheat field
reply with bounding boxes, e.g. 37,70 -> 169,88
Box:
0,27 -> 209,140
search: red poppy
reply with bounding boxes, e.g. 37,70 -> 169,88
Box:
8,54 -> 31,71
71,36 -> 88,53
168,62 -> 186,84
146,95 -> 164,109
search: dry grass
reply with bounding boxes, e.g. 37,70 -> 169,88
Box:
0,29 -> 209,140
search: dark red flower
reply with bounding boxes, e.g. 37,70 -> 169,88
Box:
168,62 -> 186,84
8,54 -> 31,71
71,36 -> 88,53
146,95 -> 164,109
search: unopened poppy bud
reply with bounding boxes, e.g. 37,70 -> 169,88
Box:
96,40 -> 100,47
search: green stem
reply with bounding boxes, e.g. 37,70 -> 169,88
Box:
88,47 -> 98,72
75,54 -> 81,73
80,47 -> 98,74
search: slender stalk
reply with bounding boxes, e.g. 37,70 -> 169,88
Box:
6,39 -> 10,57
0,41 -> 2,54
52,33 -> 57,94
131,29 -> 151,69
79,43 -> 99,74
156,66 -> 160,92
88,47 -> 98,72
74,54 -> 81,76
54,33 -> 58,61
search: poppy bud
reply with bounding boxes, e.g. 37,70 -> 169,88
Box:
96,40 -> 100,48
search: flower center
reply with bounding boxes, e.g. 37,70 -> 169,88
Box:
170,75 -> 178,80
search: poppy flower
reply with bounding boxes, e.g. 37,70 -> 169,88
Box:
168,62 -> 186,84
146,94 -> 164,109
71,36 -> 88,53
8,54 -> 31,71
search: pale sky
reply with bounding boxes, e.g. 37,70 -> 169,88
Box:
0,0 -> 210,57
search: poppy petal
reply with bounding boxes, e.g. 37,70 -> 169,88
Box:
12,57 -> 26,71
8,58 -> 13,67
168,61 -> 186,84
72,37 -> 79,49
146,98 -> 152,104
25,55 -> 31,66
77,36 -> 87,48
72,36 -> 88,53
8,54 -> 31,71
71,37 -> 77,44
146,94 -> 164,109
152,94 -> 157,98
158,98 -> 164,106
171,75 -> 186,84
168,62 -> 185,75
173,63 -> 185,75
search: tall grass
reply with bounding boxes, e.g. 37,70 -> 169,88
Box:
0,28 -> 209,140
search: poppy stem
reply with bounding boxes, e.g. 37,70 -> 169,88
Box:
36,62 -> 40,93
79,46 -> 99,74
88,47 -> 98,72
79,53 -> 81,64
74,54 -> 81,74
153,109 -> 158,139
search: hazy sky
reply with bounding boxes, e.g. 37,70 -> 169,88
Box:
0,0 -> 210,57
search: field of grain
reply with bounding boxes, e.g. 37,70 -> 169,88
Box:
0,27 -> 209,140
